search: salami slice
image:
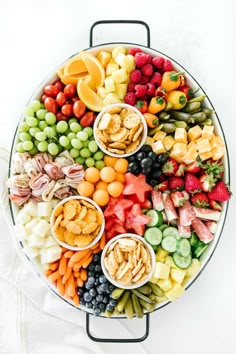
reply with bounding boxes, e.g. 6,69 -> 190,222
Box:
162,193 -> 178,221
179,200 -> 196,226
192,217 -> 214,243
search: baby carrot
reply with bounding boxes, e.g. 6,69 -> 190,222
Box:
73,252 -> 92,270
62,266 -> 72,284
70,249 -> 90,263
73,293 -> 80,306
59,255 -> 67,275
48,270 -> 61,282
56,276 -> 65,296
67,273 -> 76,298
80,268 -> 88,282
77,278 -> 84,287
61,247 -> 68,253
44,269 -> 53,276
64,250 -> 74,258
91,242 -> 100,250
73,271 -> 80,278
82,254 -> 93,268
100,232 -> 106,250
92,246 -> 101,254
49,262 -> 59,271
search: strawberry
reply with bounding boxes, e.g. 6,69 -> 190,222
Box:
209,200 -> 222,211
199,173 -> 216,192
169,176 -> 184,191
191,192 -> 209,207
154,180 -> 169,191
185,173 -> 202,194
162,158 -> 178,176
175,163 -> 185,177
199,159 -> 224,179
208,181 -> 231,202
170,191 -> 186,207
185,161 -> 200,174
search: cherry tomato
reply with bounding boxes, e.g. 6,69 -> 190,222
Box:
56,111 -> 69,121
41,94 -> 47,102
56,92 -> 67,106
64,84 -> 76,98
44,97 -> 58,114
80,112 -> 96,127
61,103 -> 73,117
44,85 -> 59,97
71,97 -> 79,103
73,100 -> 86,118
53,80 -> 64,91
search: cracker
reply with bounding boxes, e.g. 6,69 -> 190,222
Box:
98,112 -> 112,130
107,148 -> 125,155
106,114 -> 122,134
123,114 -> 141,129
64,200 -> 77,220
125,138 -> 140,154
133,124 -> 143,142
53,205 -> 63,217
110,127 -> 128,142
108,107 -> 122,114
108,142 -> 127,150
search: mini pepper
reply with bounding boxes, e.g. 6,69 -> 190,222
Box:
161,71 -> 185,92
148,96 -> 166,114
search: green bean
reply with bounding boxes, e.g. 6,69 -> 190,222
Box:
159,112 -> 170,120
191,112 -> 207,123
170,111 -> 191,122
200,118 -> 213,125
183,102 -> 201,113
202,107 -> 214,117
162,123 -> 176,133
148,124 -> 164,136
174,121 -> 187,128
187,95 -> 206,103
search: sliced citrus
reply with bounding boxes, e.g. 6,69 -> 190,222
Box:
64,56 -> 88,76
77,79 -> 105,112
78,51 -> 105,88
61,72 -> 88,86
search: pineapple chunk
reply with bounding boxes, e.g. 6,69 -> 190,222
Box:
156,246 -> 169,259
188,125 -> 202,141
97,87 -> 107,100
163,135 -> 175,151
145,136 -> 154,146
104,77 -> 116,92
185,258 -> 201,277
201,125 -> 214,139
155,255 -> 166,263
125,55 -> 136,72
174,128 -> 187,143
115,83 -> 127,100
157,278 -> 173,291
165,282 -> 185,301
112,69 -> 128,83
152,140 -> 166,154
212,146 -> 225,160
153,262 -> 170,280
198,150 -> 212,161
111,46 -> 126,59
196,138 -> 212,153
153,130 -> 167,142
97,51 -> 111,68
103,93 -> 121,105
170,268 -> 186,284
106,62 -> 119,76
115,54 -> 135,72
165,255 -> 180,269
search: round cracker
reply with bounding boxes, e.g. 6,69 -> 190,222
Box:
110,127 -> 128,142
123,114 -> 141,129
106,114 -> 121,134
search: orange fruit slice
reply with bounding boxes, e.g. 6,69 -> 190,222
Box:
64,56 -> 88,76
78,51 -> 105,88
77,79 -> 105,112
56,67 -> 87,85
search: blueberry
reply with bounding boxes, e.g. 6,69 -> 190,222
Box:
88,270 -> 95,277
85,282 -> 93,290
80,298 -> 85,305
93,254 -> 101,262
85,302 -> 93,309
141,144 -> 152,153
77,288 -> 84,296
109,298 -> 117,306
94,279 -> 99,286
89,288 -> 97,297
106,303 -> 114,312
99,275 -> 107,284
136,152 -> 146,161
96,294 -> 103,302
93,307 -> 101,316
92,299 -> 98,306
100,283 -> 108,292
83,292 -> 92,302
98,303 -> 106,311
127,155 -> 136,162
88,276 -> 95,285
108,284 -> 115,292
94,264 -> 101,272
157,154 -> 168,163
88,263 -> 95,271
148,151 -> 157,161
96,286 -> 103,294
103,296 -> 109,304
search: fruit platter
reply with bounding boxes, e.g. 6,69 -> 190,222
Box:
6,21 -> 231,342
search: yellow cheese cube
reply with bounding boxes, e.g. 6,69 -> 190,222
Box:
153,262 -> 170,280
171,142 -> 187,157
196,138 -> 212,153
165,256 -> 180,269
210,135 -> 225,149
155,255 -> 166,263
188,125 -> 202,141
182,149 -> 198,164
169,153 -> 184,164
156,246 -> 169,259
157,278 -> 173,291
152,141 -> 166,154
198,150 -> 212,161
145,136 -> 154,146
153,131 -> 167,142
163,135 -> 175,151
174,128 -> 187,143
165,282 -> 185,301
201,125 -> 214,139
170,268 -> 186,284
212,146 -> 225,160
188,141 -> 197,150
185,259 -> 201,277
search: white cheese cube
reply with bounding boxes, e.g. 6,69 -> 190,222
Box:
24,218 -> 40,236
45,235 -> 59,248
153,262 -> 170,280
23,201 -> 38,217
46,246 -> 62,263
165,282 -> 185,301
40,251 -> 48,264
37,202 -> 52,217
13,224 -> 27,241
41,263 -> 50,271
51,199 -> 60,209
43,215 -> 51,223
170,268 -> 186,284
28,234 -> 46,248
23,245 -> 39,258
34,219 -> 51,237
16,210 -> 31,225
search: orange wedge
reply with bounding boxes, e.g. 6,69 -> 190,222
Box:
83,75 -> 96,90
64,56 -> 88,76
77,79 -> 105,112
61,73 -> 88,86
78,51 -> 105,88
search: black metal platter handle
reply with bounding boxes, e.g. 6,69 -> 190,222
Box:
89,20 -> 151,48
86,312 -> 150,343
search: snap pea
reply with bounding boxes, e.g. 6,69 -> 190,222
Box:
200,118 -> 213,125
183,102 -> 201,113
137,284 -> 152,295
189,108 -> 201,114
170,111 -> 191,122
164,102 -> 173,111
149,282 -> 165,297
139,299 -> 156,312
131,293 -> 144,318
112,288 -> 125,299
117,290 -> 130,312
174,121 -> 187,128
105,310 -> 113,318
125,297 -> 134,319
202,107 -> 214,117
191,112 -> 207,123
131,289 -> 154,304
162,123 -> 176,133
187,95 -> 206,103
148,124 -> 164,136
159,111 -> 170,120
149,293 -> 158,301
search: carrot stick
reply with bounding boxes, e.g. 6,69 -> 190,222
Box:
91,242 -> 100,250
82,254 -> 93,268
100,232 -> 106,250
73,264 -> 81,272
49,262 -> 59,271
61,247 -> 68,253
48,270 -> 61,282
64,250 -> 74,258
56,276 -> 65,296
70,249 -> 90,263
92,246 -> 101,254
62,266 -> 72,284
77,278 -> 84,287
44,269 -> 53,276
80,268 -> 88,282
59,255 -> 67,275
73,293 -> 80,306
67,273 -> 76,297
72,251 -> 92,269
73,271 -> 80,278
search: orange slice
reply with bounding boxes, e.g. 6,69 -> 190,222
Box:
78,51 -> 105,88
64,56 -> 88,76
77,79 -> 105,112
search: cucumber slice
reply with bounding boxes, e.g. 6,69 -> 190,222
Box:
159,223 -> 169,231
176,239 -> 191,257
190,232 -> 198,247
161,235 -> 177,253
173,252 -> 192,269
162,226 -> 179,239
144,227 -> 162,246
194,243 -> 208,258
146,209 -> 163,227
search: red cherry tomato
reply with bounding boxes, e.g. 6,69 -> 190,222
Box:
71,97 -> 79,103
56,111 -> 69,121
44,85 -> 59,97
80,112 -> 96,127
64,84 -> 77,98
53,80 -> 65,91
56,92 -> 67,106
61,103 -> 73,117
41,94 -> 47,102
73,100 -> 86,118
44,97 -> 58,114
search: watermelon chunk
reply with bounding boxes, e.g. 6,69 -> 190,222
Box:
123,173 -> 153,203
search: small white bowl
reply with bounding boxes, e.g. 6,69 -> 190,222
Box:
94,103 -> 148,158
50,196 -> 105,251
101,233 -> 155,290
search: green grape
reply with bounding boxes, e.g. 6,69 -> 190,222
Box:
59,136 -> 70,147
16,142 -> 25,153
29,146 -> 38,155
70,122 -> 82,133
29,127 -> 41,137
77,131 -> 88,141
93,150 -> 104,161
82,140 -> 89,148
83,127 -> 93,137
19,122 -> 30,132
48,143 -> 59,155
44,127 -> 56,138
95,160 -> 105,169
56,121 -> 68,133
34,140 -> 40,148
38,141 -> 48,152
40,103 -> 45,109
71,138 -> 83,150
89,135 -> 95,141
22,141 -> 34,151
57,144 -> 63,154
65,129 -> 71,136
68,118 -> 77,126
70,148 -> 80,158
85,157 -> 95,167
36,109 -> 47,120
30,100 -> 41,112
19,132 -> 32,142
45,112 -> 57,125
80,148 -> 91,158
88,140 -> 98,153
24,106 -> 34,117
26,116 -> 38,127
75,156 -> 85,165
39,121 -> 48,131
67,132 -> 76,141
35,131 -> 47,141
64,143 -> 73,151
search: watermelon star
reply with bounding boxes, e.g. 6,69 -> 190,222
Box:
123,173 -> 153,203
125,203 -> 151,235
104,195 -> 134,223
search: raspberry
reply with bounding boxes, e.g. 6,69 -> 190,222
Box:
139,75 -> 149,85
150,72 -> 162,86
124,92 -> 137,105
146,83 -> 156,96
141,64 -> 154,77
130,69 -> 142,83
128,47 -> 142,56
146,54 -> 152,64
134,84 -> 147,97
162,59 -> 173,72
152,56 -> 164,69
135,52 -> 148,68
127,83 -> 136,93
138,95 -> 148,101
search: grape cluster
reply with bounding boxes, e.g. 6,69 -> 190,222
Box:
78,253 -> 117,316
127,144 -> 168,186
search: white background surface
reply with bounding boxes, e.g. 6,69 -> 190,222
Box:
0,0 -> 235,353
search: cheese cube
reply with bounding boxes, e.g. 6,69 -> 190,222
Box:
97,87 -> 107,100
28,234 -> 46,248
210,135 -> 224,149
152,141 -> 166,154
16,210 -> 31,225
153,131 -> 167,142
174,128 -> 187,143
170,268 -> 186,284
156,246 -> 169,259
145,136 -> 154,146
112,68 -> 128,83
41,263 -> 50,271
34,220 -> 50,237
187,141 -> 197,150
13,224 -> 27,241
188,125 -> 202,141
37,202 -> 52,217
23,202 -> 38,217
171,142 -> 187,157
46,246 -> 62,263
115,83 -> 127,100
201,125 -> 214,139
163,135 -> 175,151
23,245 -> 39,259
185,259 -> 201,277
212,146 -> 225,160
153,262 -> 170,280
25,218 -> 41,236
45,235 -> 59,248
103,93 -> 120,105
104,77 -> 116,92
165,282 -> 185,301
196,138 -> 212,153
169,153 -> 184,164
182,149 -> 198,164
198,150 -> 212,161
106,62 -> 119,76
157,278 -> 172,291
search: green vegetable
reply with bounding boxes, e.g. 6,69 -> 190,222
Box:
131,289 -> 154,304
159,111 -> 170,120
131,293 -> 144,318
162,123 -> 176,133
173,252 -> 192,269
191,112 -> 207,123
148,282 -> 165,297
111,288 -> 125,300
176,239 -> 191,257
144,227 -> 163,246
161,235 -> 177,253
183,102 -> 201,113
137,284 -> 152,295
125,297 -> 134,319
117,291 -> 130,312
187,95 -> 206,103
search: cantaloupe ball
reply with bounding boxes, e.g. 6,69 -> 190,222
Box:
115,172 -> 126,184
85,167 -> 100,183
93,189 -> 109,206
96,181 -> 108,191
104,155 -> 118,167
107,181 -> 124,197
100,166 -> 116,183
114,158 -> 129,173
77,181 -> 95,197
